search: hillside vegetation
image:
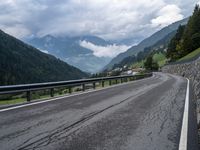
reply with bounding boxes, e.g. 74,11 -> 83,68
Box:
167,5 -> 200,61
178,47 -> 200,62
111,29 -> 173,71
153,52 -> 167,67
131,52 -> 166,69
104,18 -> 188,70
0,30 -> 88,85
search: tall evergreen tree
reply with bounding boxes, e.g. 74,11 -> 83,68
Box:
166,25 -> 185,61
144,55 -> 159,71
167,4 -> 200,61
182,4 -> 200,53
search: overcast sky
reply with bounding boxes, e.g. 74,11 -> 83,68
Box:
0,0 -> 200,42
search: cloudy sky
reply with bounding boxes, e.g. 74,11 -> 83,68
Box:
0,0 -> 200,44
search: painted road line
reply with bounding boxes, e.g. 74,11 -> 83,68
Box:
179,78 -> 190,150
0,75 -> 153,113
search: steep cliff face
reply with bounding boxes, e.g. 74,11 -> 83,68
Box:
162,58 -> 200,99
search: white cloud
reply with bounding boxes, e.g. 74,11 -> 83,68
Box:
0,0 -> 197,41
37,48 -> 49,54
151,4 -> 184,27
80,40 -> 130,58
1,24 -> 31,38
40,50 -> 49,54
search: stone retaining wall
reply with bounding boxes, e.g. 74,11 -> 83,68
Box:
162,58 -> 200,99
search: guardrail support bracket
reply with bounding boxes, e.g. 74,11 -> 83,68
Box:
50,88 -> 54,97
93,82 -> 96,89
82,84 -> 85,91
109,80 -> 112,86
102,81 -> 104,87
27,91 -> 31,102
69,87 -> 72,94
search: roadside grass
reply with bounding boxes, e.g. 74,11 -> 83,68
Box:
0,93 -> 51,106
0,98 -> 26,105
178,47 -> 200,62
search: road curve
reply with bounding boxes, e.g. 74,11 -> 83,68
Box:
0,73 -> 198,150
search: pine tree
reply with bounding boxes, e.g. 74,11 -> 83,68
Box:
182,4 -> 200,53
167,4 -> 200,61
166,25 -> 185,61
144,55 -> 159,71
144,55 -> 153,70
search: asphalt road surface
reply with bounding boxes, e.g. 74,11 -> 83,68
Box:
0,73 -> 198,150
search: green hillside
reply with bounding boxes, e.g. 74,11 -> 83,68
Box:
104,18 -> 188,70
112,29 -> 173,70
153,52 -> 167,67
131,60 -> 145,68
167,5 -> 200,61
178,47 -> 200,62
131,52 -> 166,69
0,30 -> 88,85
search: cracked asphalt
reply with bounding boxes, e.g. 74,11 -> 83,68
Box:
0,73 -> 197,150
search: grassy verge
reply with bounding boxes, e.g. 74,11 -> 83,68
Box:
178,47 -> 200,62
0,98 -> 26,105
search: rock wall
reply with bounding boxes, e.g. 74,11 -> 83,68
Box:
162,58 -> 200,99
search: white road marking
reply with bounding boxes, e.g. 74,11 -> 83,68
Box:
179,78 -> 189,150
0,76 -> 153,113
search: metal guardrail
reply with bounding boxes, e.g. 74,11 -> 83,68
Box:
0,73 -> 152,102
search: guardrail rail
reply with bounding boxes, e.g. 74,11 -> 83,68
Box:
0,73 -> 152,102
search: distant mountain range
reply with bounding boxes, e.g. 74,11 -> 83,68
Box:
0,30 -> 88,85
104,18 -> 189,70
26,35 -> 112,73
112,30 -> 177,69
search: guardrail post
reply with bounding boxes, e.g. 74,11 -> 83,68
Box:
69,87 -> 72,94
93,82 -> 96,89
116,79 -> 118,84
121,78 -> 123,83
102,81 -> 104,87
27,91 -> 31,102
109,80 -> 112,86
50,88 -> 54,97
82,84 -> 85,91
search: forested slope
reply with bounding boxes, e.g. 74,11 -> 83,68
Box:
0,30 -> 88,85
